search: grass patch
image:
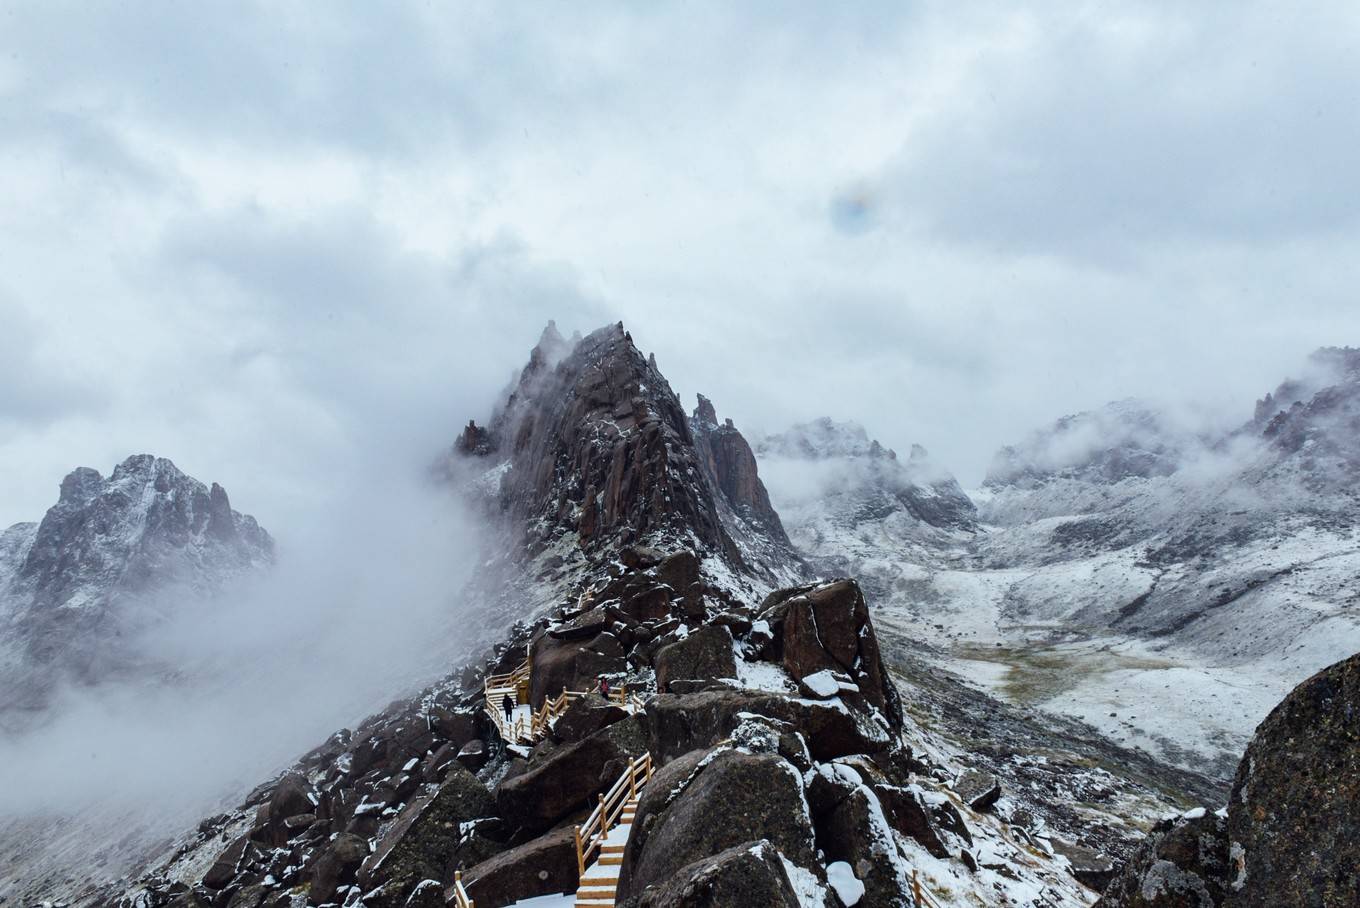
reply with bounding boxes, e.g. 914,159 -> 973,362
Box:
953,643 -> 1176,705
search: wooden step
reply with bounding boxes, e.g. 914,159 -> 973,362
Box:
599,856 -> 624,865
601,845 -> 626,853
580,877 -> 618,884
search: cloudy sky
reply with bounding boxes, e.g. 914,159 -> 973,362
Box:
3,1 -> 1359,529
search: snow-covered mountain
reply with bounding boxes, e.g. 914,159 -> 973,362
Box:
754,418 -> 976,605
0,454 -> 273,722
754,350 -> 1360,781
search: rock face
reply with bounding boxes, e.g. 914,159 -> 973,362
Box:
0,455 -> 273,716
690,395 -> 798,569
357,764 -> 494,904
448,324 -> 803,603
1225,652 -> 1360,906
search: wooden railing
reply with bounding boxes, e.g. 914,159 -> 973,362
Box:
910,869 -> 943,908
607,684 -> 646,713
574,752 -> 653,875
452,870 -> 474,908
485,656 -> 649,746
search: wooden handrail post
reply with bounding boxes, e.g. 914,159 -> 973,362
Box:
574,825 -> 584,876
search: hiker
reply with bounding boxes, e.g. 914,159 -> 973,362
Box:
598,677 -> 611,698
501,691 -> 515,724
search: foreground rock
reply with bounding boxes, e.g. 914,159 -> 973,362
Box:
463,825 -> 580,907
619,840 -> 800,908
617,747 -> 817,902
358,764 -> 494,905
1226,652 -> 1360,906
1094,812 -> 1229,907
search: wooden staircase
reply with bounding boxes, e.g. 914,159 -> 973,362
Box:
571,753 -> 652,906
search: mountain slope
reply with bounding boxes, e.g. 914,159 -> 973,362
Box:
108,326 -> 1193,908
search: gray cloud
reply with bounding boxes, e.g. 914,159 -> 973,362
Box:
1,0 -> 1358,530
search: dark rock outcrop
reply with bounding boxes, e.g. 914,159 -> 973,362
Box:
691,395 -> 792,548
643,689 -> 890,764
459,322 -> 745,568
1225,652 -> 1360,906
761,579 -> 903,728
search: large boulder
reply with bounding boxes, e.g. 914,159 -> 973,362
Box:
644,690 -> 891,763
654,625 -> 736,692
356,764 -> 494,904
496,715 -> 647,835
529,629 -> 627,707
308,833 -> 370,905
462,825 -> 580,908
552,693 -> 628,744
1226,652 -> 1360,906
617,747 -> 817,902
761,580 -> 902,728
201,834 -> 257,890
619,840 -> 800,908
816,782 -> 911,907
1094,812 -> 1229,907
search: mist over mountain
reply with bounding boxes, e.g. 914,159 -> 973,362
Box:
1,326 -> 1358,908
0,455 -> 273,724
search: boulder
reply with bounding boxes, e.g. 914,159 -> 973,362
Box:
308,832 -> 369,905
653,551 -> 701,603
202,834 -> 256,890
1094,812 -> 1229,907
552,693 -> 628,745
818,784 -> 911,908
644,690 -> 890,763
620,585 -> 673,623
954,770 -> 1002,811
762,580 -> 902,728
617,748 -> 817,901
496,715 -> 647,835
1226,652 -> 1360,907
462,825 -> 580,907
619,839 -> 800,908
1050,840 -> 1116,894
356,764 -> 494,903
654,625 -> 737,692
428,707 -> 479,749
529,632 -> 626,707
456,739 -> 487,771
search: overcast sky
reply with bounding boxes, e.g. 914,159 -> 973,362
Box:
2,1 -> 1359,530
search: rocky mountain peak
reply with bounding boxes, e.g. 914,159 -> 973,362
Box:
452,323 -> 765,578
0,455 -> 273,715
